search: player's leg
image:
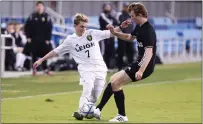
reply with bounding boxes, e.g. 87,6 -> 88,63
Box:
109,63 -> 154,122
95,63 -> 138,121
72,72 -> 95,120
108,63 -> 139,122
40,46 -> 52,76
79,81 -> 94,108
73,82 -> 94,120
94,71 -> 131,120
32,52 -> 38,76
108,70 -> 131,122
89,72 -> 106,104
96,71 -> 120,111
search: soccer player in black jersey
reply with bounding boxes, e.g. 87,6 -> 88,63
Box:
93,2 -> 157,122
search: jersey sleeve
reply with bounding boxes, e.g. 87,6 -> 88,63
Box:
143,28 -> 156,48
53,37 -> 71,55
92,29 -> 111,42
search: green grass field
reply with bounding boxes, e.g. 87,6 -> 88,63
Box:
1,62 -> 201,123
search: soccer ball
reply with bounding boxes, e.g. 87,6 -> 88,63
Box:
79,102 -> 95,119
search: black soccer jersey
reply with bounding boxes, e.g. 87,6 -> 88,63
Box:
131,21 -> 157,66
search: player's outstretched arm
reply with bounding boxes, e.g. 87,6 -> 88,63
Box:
135,47 -> 153,80
106,19 -> 135,41
108,25 -> 135,41
33,50 -> 57,68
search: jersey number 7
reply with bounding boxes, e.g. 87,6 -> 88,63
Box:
85,50 -> 90,58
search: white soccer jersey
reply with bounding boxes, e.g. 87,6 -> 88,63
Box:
54,29 -> 111,72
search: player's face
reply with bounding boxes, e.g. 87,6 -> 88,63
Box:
36,4 -> 45,14
130,10 -> 142,24
104,4 -> 111,13
74,21 -> 87,36
14,24 -> 20,32
123,6 -> 128,12
7,24 -> 14,33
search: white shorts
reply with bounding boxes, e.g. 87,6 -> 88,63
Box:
79,71 -> 107,89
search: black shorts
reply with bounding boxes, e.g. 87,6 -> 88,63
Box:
124,61 -> 154,82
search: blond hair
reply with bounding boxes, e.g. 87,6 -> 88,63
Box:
74,13 -> 88,25
128,2 -> 148,18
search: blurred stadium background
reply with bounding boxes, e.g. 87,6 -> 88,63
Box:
0,1 -> 202,77
0,1 -> 202,123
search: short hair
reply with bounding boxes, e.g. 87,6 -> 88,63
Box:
102,3 -> 111,10
13,21 -> 19,26
74,13 -> 88,25
128,2 -> 148,18
36,1 -> 44,6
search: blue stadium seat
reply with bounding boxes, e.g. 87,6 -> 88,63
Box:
1,17 -> 6,23
88,16 -> 99,26
5,17 -> 12,23
65,18 -> 73,24
182,29 -> 201,39
168,24 -> 195,29
178,41 -> 184,53
148,18 -> 154,25
195,17 -> 202,28
11,17 -> 24,24
177,19 -> 195,24
152,17 -> 173,26
1,23 -> 7,29
156,30 -> 177,39
154,25 -> 168,30
200,39 -> 202,53
23,18 -> 28,23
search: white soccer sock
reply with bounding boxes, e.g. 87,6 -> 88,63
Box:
89,79 -> 105,104
79,83 -> 94,109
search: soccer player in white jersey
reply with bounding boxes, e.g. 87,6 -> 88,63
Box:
33,13 -> 114,120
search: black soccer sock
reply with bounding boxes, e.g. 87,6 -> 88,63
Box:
114,89 -> 126,116
97,83 -> 113,111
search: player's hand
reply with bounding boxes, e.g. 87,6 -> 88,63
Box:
107,25 -> 116,35
46,40 -> 50,45
106,24 -> 114,30
33,59 -> 42,69
120,19 -> 132,29
27,38 -> 32,43
135,70 -> 143,80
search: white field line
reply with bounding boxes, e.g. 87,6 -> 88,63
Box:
1,77 -> 201,101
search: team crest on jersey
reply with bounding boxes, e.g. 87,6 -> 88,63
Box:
42,17 -> 45,22
86,35 -> 92,41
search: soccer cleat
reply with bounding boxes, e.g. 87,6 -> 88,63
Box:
44,69 -> 53,76
93,108 -> 101,120
109,114 -> 128,122
72,111 -> 84,120
44,70 -> 53,76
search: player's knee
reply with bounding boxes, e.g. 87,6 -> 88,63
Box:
110,72 -> 119,81
111,80 -> 121,91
